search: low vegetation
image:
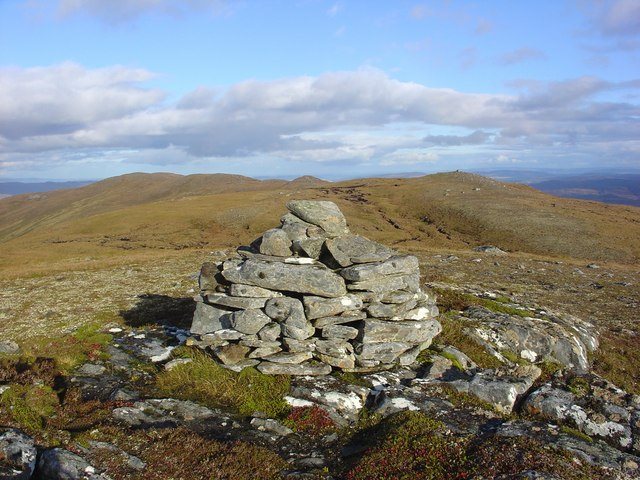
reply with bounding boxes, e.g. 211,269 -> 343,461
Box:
155,348 -> 291,418
345,411 -> 609,480
284,406 -> 337,436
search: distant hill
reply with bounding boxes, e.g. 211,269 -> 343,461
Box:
530,174 -> 640,207
0,171 -> 639,276
0,180 -> 94,196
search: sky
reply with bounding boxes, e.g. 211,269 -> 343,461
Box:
0,0 -> 639,181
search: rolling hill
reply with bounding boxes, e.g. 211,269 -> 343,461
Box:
0,171 -> 639,276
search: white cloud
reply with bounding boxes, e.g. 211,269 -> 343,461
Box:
0,63 -> 638,172
498,47 -> 546,66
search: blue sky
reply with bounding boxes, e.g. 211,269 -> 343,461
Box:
0,0 -> 639,180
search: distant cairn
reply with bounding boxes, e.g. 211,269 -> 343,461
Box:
189,200 -> 441,375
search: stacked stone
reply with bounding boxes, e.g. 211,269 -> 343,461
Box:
189,200 -> 441,375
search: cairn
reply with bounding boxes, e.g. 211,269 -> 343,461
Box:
189,200 -> 441,375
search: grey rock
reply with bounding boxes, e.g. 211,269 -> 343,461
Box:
204,293 -> 268,310
466,306 -> 597,372
440,345 -> 477,370
191,302 -> 231,335
223,359 -> 261,372
303,294 -> 363,320
473,245 -> 507,254
465,365 -> 542,414
355,342 -> 413,363
262,351 -> 313,364
524,384 -> 634,450
280,213 -> 313,242
239,337 -> 280,348
398,343 -> 430,366
248,345 -> 282,358
347,273 -> 420,294
198,261 -> 226,292
259,228 -> 292,257
359,319 -> 441,344
322,324 -> 359,340
293,237 -> 325,259
257,361 -> 332,376
419,355 -> 455,380
282,338 -> 317,353
366,299 -> 418,319
250,417 -> 293,436
76,363 -> 106,377
113,398 -> 217,428
341,255 -> 419,282
314,339 -> 353,357
265,297 -> 315,340
313,311 -> 367,328
286,200 -> 348,237
203,329 -> 243,341
37,448 -> 106,480
324,234 -> 395,267
258,322 -> 281,342
316,352 -> 355,369
0,429 -> 37,480
230,308 -> 271,335
229,284 -> 283,298
379,290 -> 422,304
0,340 -> 20,355
222,258 -> 346,297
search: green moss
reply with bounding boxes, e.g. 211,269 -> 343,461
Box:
437,316 -> 502,369
22,323 -> 112,373
478,298 -> 530,317
332,371 -> 373,388
567,376 -> 590,397
0,384 -> 58,431
155,349 -> 291,418
560,425 -> 593,443
438,351 -> 464,370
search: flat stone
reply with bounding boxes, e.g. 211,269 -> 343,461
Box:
215,344 -> 250,365
313,311 -> 367,328
262,351 -> 313,364
239,337 -> 280,348
366,299 -> 418,319
379,291 -> 422,304
347,273 -> 420,294
0,429 -> 37,480
229,284 -> 283,298
249,345 -> 283,358
286,200 -> 349,237
322,324 -> 359,340
324,234 -> 395,267
230,309 -> 271,334
314,339 -> 353,357
355,342 -> 413,363
191,302 -> 232,335
76,363 -> 106,377
341,255 -> 419,282
265,297 -> 315,340
403,304 -> 439,320
164,358 -> 193,371
282,338 -> 317,353
359,319 -> 442,344
204,293 -> 268,310
303,295 -> 363,320
260,228 -> 293,257
257,361 -> 332,376
316,352 -> 356,369
222,258 -> 346,298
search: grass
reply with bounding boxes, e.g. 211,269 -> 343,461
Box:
155,348 -> 291,418
0,383 -> 58,431
560,425 -> 593,443
436,313 -> 502,369
86,426 -> 287,480
567,376 -> 590,397
345,411 -> 609,480
21,323 -> 112,373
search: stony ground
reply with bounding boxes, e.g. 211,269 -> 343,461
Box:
1,245 -> 639,479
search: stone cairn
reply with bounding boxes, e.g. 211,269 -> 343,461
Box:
189,200 -> 441,375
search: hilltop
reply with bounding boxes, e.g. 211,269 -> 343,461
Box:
0,171 -> 638,277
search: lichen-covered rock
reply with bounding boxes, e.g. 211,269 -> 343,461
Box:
324,234 -> 395,267
286,200 -> 348,237
0,429 -> 37,480
37,448 -> 107,480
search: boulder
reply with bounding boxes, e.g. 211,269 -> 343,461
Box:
0,429 -> 37,480
286,200 -> 348,237
324,234 -> 395,267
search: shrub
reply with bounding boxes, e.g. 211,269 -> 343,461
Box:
0,384 -> 58,431
284,406 -> 337,436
